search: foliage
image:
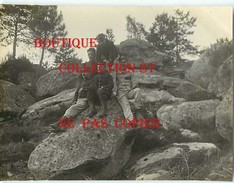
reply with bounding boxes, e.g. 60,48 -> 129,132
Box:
28,6 -> 67,66
147,9 -> 198,62
126,15 -> 147,40
0,5 -> 32,58
106,28 -> 115,42
53,43 -> 79,66
0,55 -> 33,84
203,38 -> 233,68
147,13 -> 175,55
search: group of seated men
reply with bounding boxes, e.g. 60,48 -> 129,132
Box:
51,33 -> 153,132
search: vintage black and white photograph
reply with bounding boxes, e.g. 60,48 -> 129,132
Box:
0,4 -> 233,181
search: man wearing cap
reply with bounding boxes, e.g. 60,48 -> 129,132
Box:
96,33 -> 119,94
96,33 -> 118,63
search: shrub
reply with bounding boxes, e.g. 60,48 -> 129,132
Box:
0,56 -> 33,84
203,38 -> 232,68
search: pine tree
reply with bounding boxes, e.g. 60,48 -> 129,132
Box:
147,12 -> 176,56
106,28 -> 115,42
173,9 -> 198,62
28,6 -> 67,65
0,5 -> 32,58
53,42 -> 81,66
126,15 -> 147,40
147,9 -> 199,62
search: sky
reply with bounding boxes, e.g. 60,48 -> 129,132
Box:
0,6 -> 232,64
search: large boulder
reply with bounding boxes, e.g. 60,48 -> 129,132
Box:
27,96 -> 136,180
208,56 -> 232,98
31,64 -> 47,77
28,126 -> 134,180
17,65 -> 48,96
131,127 -> 202,154
141,88 -> 185,113
21,89 -> 75,126
186,42 -> 232,90
135,74 -> 213,101
35,70 -> 78,99
125,142 -> 220,180
161,77 -> 213,101
0,80 -> 35,117
185,57 -> 217,89
26,89 -> 168,180
119,39 -> 170,67
157,99 -> 222,142
215,88 -> 232,141
17,72 -> 38,96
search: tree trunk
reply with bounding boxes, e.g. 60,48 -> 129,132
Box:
176,46 -> 180,63
13,21 -> 18,59
39,46 -> 45,66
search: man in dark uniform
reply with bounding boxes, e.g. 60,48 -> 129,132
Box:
96,33 -> 118,94
87,64 -> 114,118
96,33 -> 118,64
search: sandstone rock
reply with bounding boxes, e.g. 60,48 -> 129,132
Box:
17,72 -> 38,96
179,129 -> 201,142
157,99 -> 223,142
31,64 -> 47,77
125,142 -> 220,180
208,56 -> 232,98
21,89 -> 75,126
27,102 -> 135,180
0,80 -> 35,117
160,77 -> 212,101
185,57 -> 217,89
132,127 -> 202,154
119,39 -> 170,67
27,90 -> 166,180
136,170 -> 171,180
215,88 -> 232,141
157,99 -> 220,131
136,75 -> 212,101
141,88 -> 185,113
35,69 -> 78,99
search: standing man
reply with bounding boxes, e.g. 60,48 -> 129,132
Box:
96,33 -> 118,94
96,33 -> 118,64
116,55 -> 154,122
50,48 -> 97,131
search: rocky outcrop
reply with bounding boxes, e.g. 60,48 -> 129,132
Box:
26,90 -> 167,180
16,65 -> 47,97
31,64 -> 47,77
186,50 -> 232,95
125,143 -> 220,180
0,80 -> 35,117
157,99 -> 223,142
17,72 -> 38,96
141,88 -> 185,113
160,77 -> 213,101
185,57 -> 217,89
35,70 -> 78,99
157,99 -> 220,131
215,88 -> 232,141
21,89 -> 75,126
28,126 -> 135,180
208,56 -> 232,98
135,75 -> 213,101
119,39 -> 170,67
